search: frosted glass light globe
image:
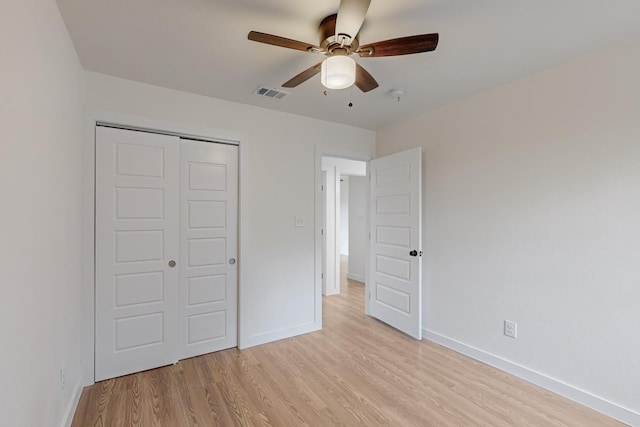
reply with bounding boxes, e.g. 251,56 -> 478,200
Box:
321,55 -> 356,90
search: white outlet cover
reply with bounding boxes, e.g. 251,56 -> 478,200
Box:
504,320 -> 517,339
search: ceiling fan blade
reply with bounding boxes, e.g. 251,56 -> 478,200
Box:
354,63 -> 378,92
282,62 -> 323,88
335,0 -> 371,41
248,31 -> 319,52
357,33 -> 439,57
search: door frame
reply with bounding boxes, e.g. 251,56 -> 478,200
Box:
314,145 -> 372,320
81,109 -> 247,386
321,157 -> 367,296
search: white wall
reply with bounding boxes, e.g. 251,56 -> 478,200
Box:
0,0 -> 84,426
347,176 -> 368,283
322,164 -> 339,296
339,178 -> 349,256
83,72 -> 375,351
376,38 -> 640,424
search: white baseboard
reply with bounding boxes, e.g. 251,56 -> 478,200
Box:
240,321 -> 321,349
60,378 -> 83,427
346,273 -> 365,283
423,329 -> 639,426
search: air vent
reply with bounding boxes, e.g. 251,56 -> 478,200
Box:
253,86 -> 290,100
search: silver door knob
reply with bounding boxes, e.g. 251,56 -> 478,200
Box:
229,258 -> 236,265
168,260 -> 176,268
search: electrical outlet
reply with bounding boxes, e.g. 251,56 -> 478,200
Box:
59,368 -> 65,390
504,320 -> 517,339
295,216 -> 305,228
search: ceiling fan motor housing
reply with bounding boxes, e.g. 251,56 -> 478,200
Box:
319,14 -> 359,55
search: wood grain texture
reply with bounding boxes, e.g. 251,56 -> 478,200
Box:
355,63 -> 378,92
282,63 -> 322,88
358,34 -> 439,57
73,258 -> 623,426
247,31 -> 318,53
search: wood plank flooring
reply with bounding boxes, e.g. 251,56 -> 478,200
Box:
72,262 -> 624,426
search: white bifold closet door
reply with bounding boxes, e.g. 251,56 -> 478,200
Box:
95,126 -> 237,382
179,139 -> 237,359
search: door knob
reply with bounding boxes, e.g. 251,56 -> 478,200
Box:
168,260 -> 176,268
229,258 -> 236,265
409,250 -> 418,257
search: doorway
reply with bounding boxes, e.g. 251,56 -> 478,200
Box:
315,147 -> 424,340
321,156 -> 367,298
340,175 -> 368,285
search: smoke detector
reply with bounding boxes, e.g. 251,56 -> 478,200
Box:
388,88 -> 405,102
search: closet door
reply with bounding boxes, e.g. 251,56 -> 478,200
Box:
180,140 -> 238,359
95,127 -> 180,381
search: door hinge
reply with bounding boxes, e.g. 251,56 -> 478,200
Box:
321,184 -> 324,191
321,228 -> 324,236
321,273 -> 324,279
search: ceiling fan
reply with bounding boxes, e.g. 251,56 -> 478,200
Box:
248,0 -> 439,93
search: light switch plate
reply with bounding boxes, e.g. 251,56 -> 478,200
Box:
295,216 -> 305,228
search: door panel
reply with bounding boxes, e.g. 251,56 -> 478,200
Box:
180,140 -> 238,359
95,126 -> 180,381
96,128 -> 238,380
369,148 -> 422,339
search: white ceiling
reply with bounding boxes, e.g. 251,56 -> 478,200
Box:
56,0 -> 640,130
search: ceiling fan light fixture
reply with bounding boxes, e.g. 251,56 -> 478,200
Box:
321,55 -> 356,90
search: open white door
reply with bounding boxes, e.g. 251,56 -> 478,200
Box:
369,147 -> 422,339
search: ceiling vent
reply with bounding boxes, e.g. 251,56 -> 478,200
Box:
253,86 -> 290,100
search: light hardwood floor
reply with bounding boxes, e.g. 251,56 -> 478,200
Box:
72,261 -> 623,426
